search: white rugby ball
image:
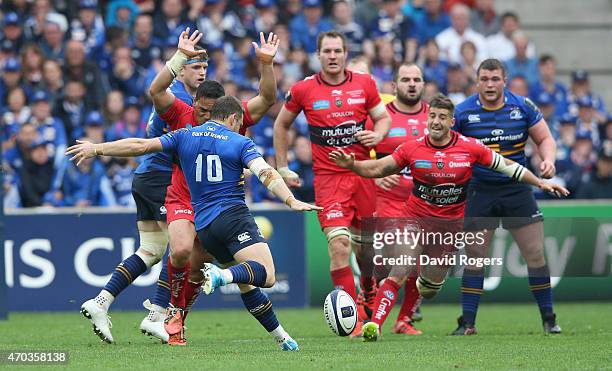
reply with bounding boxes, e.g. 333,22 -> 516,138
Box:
323,289 -> 357,336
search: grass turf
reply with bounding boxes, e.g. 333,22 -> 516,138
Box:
0,303 -> 611,370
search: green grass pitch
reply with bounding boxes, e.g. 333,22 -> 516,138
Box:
1,303 -> 611,370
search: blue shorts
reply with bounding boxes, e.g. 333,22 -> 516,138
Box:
132,171 -> 172,222
196,204 -> 266,264
463,182 -> 543,231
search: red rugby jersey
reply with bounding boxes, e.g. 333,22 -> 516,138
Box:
391,131 -> 494,218
284,70 -> 382,174
160,98 -> 255,205
375,101 -> 429,200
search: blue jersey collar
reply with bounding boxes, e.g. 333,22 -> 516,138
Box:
477,91 -> 508,111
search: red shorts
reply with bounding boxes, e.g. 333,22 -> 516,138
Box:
314,173 -> 376,230
165,200 -> 194,224
374,194 -> 410,218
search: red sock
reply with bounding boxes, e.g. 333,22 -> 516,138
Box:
360,275 -> 375,292
372,279 -> 400,327
168,260 -> 189,309
330,266 -> 357,300
183,278 -> 202,320
397,277 -> 421,321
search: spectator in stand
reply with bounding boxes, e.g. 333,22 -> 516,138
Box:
508,75 -> 529,97
504,30 -> 539,87
2,87 -> 31,142
369,0 -> 416,62
372,39 -> 398,83
555,131 -> 594,197
413,0 -> 450,47
106,0 -> 139,31
354,0 -> 382,29
446,62 -> 468,104
63,39 -> 109,109
419,38 -> 448,91
4,122 -> 38,182
69,0 -> 105,57
108,46 -> 146,98
283,47 -> 310,84
102,90 -> 124,128
1,58 -> 25,106
529,55 -> 568,118
289,135 -> 315,203
2,12 -> 25,52
603,115 -> 612,142
534,91 -> 559,138
332,0 -> 366,58
575,95 -> 602,148
459,40 -> 478,79
27,90 -> 67,169
39,19 -> 67,60
470,0 -> 499,36
83,111 -> 106,144
20,44 -> 46,90
23,0 -> 68,42
106,157 -> 137,207
577,141 -> 612,199
92,26 -> 129,74
423,81 -> 440,103
486,12 -> 535,62
290,0 -> 333,54
566,69 -> 607,119
54,79 -> 89,142
436,3 -> 487,64
196,0 -> 245,50
130,14 -> 163,70
41,59 -> 64,110
556,113 -> 577,161
251,0 -> 278,36
18,138 -> 57,207
106,96 -> 146,141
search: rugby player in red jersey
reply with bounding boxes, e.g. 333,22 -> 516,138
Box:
329,93 -> 569,341
147,29 -> 280,345
273,31 -> 391,336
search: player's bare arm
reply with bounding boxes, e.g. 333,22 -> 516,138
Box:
329,149 -> 400,178
273,106 -> 302,187
66,138 -> 163,166
354,103 -> 391,147
246,32 -> 280,122
528,119 -> 557,179
149,28 -> 206,115
247,157 -> 321,211
488,152 -> 568,197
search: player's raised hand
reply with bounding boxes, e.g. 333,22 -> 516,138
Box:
278,167 -> 302,187
65,140 -> 97,166
355,130 -> 383,147
252,32 -> 279,65
177,27 -> 207,59
538,181 -> 569,198
375,174 -> 400,191
539,159 -> 556,179
329,149 -> 355,169
286,196 -> 323,212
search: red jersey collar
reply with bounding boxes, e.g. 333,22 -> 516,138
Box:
425,130 -> 458,149
316,70 -> 352,86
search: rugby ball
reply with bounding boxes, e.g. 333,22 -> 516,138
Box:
323,289 -> 357,336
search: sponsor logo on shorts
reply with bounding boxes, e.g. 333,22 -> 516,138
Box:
174,208 -> 193,215
347,97 -> 365,105
326,210 -> 344,220
449,161 -> 471,168
160,206 -> 167,215
532,210 -> 543,218
237,232 -> 252,243
415,160 -> 432,169
383,290 -> 395,300
313,100 -> 330,110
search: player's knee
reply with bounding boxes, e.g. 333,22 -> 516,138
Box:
135,230 -> 168,267
263,265 -> 276,287
327,228 -> 351,263
238,284 -> 256,293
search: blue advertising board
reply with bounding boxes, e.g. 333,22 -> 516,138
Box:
4,209 -> 307,311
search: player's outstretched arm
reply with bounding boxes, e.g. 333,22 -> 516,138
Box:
529,120 -> 557,179
488,152 -> 569,198
149,27 -> 207,115
247,157 -> 322,212
246,32 -> 280,122
329,149 -> 400,178
273,106 -> 301,187
65,138 -> 163,166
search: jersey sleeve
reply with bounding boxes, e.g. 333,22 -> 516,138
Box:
241,100 -> 255,128
390,142 -> 412,169
159,128 -> 187,154
452,107 -> 464,132
240,138 -> 263,168
284,82 -> 305,114
364,74 -> 382,111
471,138 -> 495,167
523,97 -> 544,127
159,98 -> 191,131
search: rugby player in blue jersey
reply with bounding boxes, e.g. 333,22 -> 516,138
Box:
67,96 -> 321,351
452,59 -> 561,335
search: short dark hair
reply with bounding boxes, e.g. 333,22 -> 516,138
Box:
500,11 -> 519,23
195,80 -> 225,101
429,93 -> 454,115
477,58 -> 506,78
210,96 -> 244,121
317,31 -> 348,52
393,62 -> 423,82
539,54 -> 555,65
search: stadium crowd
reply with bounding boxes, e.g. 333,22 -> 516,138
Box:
2,0 -> 612,208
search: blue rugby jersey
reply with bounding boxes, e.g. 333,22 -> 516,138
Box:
453,89 -> 543,184
159,121 -> 262,230
135,80 -> 193,174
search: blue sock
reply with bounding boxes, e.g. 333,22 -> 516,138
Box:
229,261 -> 267,287
241,288 -> 279,332
103,254 -> 147,297
151,255 -> 171,308
528,265 -> 553,319
461,268 -> 484,325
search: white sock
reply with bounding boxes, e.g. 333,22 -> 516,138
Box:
270,324 -> 289,342
94,290 -> 115,310
222,269 -> 233,284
